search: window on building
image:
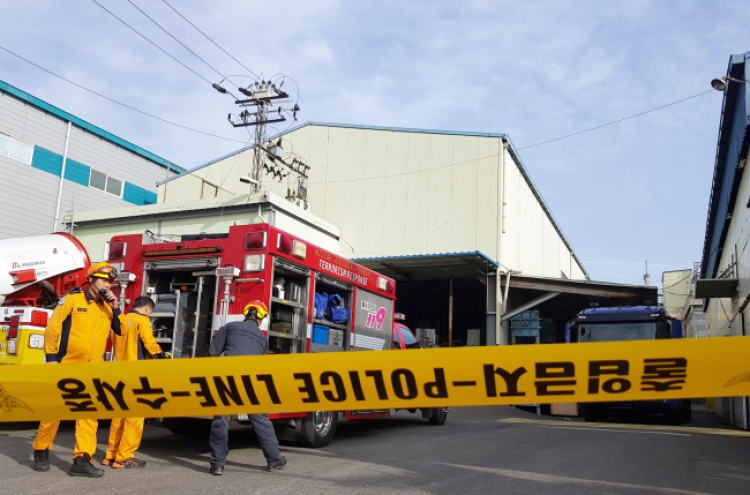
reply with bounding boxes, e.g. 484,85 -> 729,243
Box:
0,132 -> 33,164
106,176 -> 123,196
89,169 -> 123,197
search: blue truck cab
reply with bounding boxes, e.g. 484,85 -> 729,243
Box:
568,305 -> 691,424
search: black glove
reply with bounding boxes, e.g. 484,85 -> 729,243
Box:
154,351 -> 172,359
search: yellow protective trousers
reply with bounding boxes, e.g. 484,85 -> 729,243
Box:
32,419 -> 98,458
105,418 -> 145,462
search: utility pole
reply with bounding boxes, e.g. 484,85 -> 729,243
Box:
644,261 -> 650,286
213,79 -> 300,194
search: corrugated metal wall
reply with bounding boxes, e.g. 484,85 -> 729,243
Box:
0,91 -> 176,239
160,124 -> 586,279
703,80 -> 750,429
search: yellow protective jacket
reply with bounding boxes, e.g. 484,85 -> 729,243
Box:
111,311 -> 162,361
44,290 -> 124,363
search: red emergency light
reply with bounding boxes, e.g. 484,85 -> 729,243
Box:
109,241 -> 127,259
278,234 -> 293,255
277,233 -> 306,259
245,232 -> 267,250
31,310 -> 48,327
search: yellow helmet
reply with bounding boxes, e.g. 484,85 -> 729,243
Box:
243,300 -> 269,319
87,261 -> 118,280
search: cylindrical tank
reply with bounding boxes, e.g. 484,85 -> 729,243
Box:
0,233 -> 90,306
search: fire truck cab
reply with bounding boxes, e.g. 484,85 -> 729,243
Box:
108,222 -> 447,447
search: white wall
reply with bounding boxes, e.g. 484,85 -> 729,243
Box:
0,91 -> 178,239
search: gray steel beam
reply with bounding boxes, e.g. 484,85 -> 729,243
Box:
500,292 -> 562,322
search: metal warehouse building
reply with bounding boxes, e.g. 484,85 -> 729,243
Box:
0,80 -> 184,240
159,122 -> 587,281
66,122 -> 655,348
695,50 -> 750,429
148,122 -> 659,348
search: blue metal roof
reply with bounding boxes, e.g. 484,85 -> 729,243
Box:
354,250 -> 499,266
0,79 -> 185,174
701,52 -> 750,279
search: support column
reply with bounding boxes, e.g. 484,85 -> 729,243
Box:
486,271 -> 497,345
52,121 -> 72,232
495,139 -> 508,345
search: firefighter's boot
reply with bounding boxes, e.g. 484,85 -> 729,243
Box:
33,449 -> 50,472
267,456 -> 287,472
69,454 -> 104,478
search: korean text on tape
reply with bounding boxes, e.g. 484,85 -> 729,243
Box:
1,337 -> 750,422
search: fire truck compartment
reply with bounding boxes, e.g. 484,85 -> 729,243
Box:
267,257 -> 310,354
310,274 -> 353,352
145,262 -> 218,359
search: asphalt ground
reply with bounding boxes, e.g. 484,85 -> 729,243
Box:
1,406 -> 750,495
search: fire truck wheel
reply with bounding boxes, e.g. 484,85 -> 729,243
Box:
583,405 -> 599,423
165,418 -> 211,436
665,406 -> 686,426
299,411 -> 338,448
683,399 -> 693,422
427,407 -> 449,425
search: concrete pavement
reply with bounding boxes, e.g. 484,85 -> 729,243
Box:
1,406 -> 749,495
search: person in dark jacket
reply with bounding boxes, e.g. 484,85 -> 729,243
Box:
207,300 -> 287,476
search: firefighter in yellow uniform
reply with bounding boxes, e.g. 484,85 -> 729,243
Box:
102,296 -> 170,469
32,262 -> 124,478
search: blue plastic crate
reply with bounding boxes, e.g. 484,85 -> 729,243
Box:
312,324 -> 329,345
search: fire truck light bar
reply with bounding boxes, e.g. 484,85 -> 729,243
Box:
143,247 -> 222,257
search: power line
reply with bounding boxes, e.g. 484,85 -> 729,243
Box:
160,0 -> 259,79
90,0 -> 212,85
0,44 -> 246,144
125,0 -> 237,88
517,90 -> 714,151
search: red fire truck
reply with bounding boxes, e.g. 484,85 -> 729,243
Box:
107,223 -> 448,447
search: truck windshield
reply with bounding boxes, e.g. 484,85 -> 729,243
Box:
579,322 -> 657,342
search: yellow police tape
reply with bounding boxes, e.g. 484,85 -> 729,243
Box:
1,337 -> 750,422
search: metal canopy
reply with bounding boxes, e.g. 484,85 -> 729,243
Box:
695,278 -> 739,299
506,275 -> 656,299
354,252 -> 497,280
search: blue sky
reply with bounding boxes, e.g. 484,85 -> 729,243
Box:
1,0 -> 747,285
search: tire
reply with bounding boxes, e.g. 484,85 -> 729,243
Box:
165,418 -> 211,436
665,407 -> 685,425
583,406 -> 598,423
299,411 -> 338,448
427,407 -> 449,425
597,406 -> 609,421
